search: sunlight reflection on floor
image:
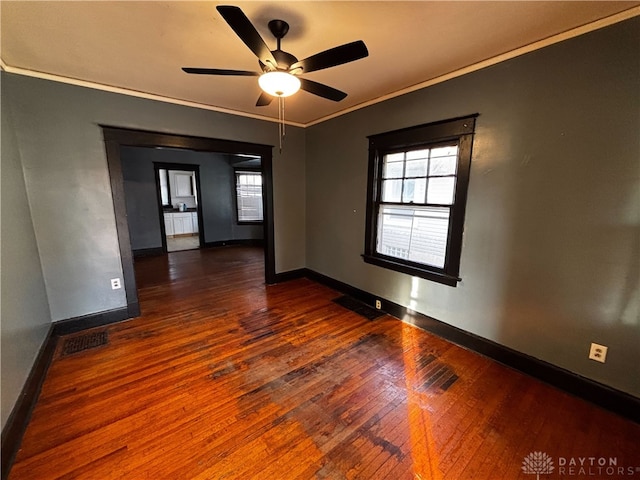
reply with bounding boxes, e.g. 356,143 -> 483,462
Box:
403,323 -> 443,480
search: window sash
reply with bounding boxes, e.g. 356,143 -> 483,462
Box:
380,143 -> 459,207
236,171 -> 263,222
376,205 -> 451,269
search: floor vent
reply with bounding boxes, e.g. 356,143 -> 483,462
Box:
61,331 -> 108,356
332,296 -> 385,320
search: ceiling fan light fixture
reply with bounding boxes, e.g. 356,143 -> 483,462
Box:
258,71 -> 300,97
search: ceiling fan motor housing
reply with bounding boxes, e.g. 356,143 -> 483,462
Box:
261,49 -> 299,72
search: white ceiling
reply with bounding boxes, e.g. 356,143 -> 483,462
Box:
2,1 -> 639,126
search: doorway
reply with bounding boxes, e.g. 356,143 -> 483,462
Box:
154,163 -> 204,253
102,126 -> 275,319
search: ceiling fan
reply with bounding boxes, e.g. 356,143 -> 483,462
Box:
182,5 -> 369,107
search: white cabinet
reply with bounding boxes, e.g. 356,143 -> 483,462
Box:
191,212 -> 199,233
164,212 -> 198,237
172,213 -> 193,235
164,214 -> 174,236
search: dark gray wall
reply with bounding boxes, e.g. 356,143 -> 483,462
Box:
121,147 -> 262,250
3,72 -> 305,323
305,18 -> 640,396
121,149 -> 162,250
1,77 -> 52,428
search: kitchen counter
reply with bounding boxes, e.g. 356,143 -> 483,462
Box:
164,207 -> 197,213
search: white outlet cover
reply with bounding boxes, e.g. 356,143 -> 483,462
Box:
589,342 -> 608,363
111,278 -> 122,290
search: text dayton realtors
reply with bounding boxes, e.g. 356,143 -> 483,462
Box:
557,457 -> 638,477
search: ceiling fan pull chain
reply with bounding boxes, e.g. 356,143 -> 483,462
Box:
278,96 -> 283,153
282,97 -> 286,139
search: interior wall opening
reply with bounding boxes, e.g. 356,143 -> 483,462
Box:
102,126 -> 275,319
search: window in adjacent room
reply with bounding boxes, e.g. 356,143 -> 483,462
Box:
158,168 -> 171,208
235,170 -> 263,223
363,114 -> 477,287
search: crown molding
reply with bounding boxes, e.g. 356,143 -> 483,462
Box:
2,5 -> 638,129
0,62 -> 306,128
305,6 -> 640,127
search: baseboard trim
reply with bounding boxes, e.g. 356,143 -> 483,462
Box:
127,301 -> 140,319
134,240 -> 265,256
272,268 -> 307,284
303,268 -> 640,424
203,239 -> 264,249
304,269 -> 377,304
52,307 -> 132,336
132,247 -> 164,258
1,325 -> 57,480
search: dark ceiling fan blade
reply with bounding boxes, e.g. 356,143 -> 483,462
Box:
290,40 -> 368,74
216,6 -> 277,68
299,78 -> 347,102
256,92 -> 274,106
182,67 -> 259,76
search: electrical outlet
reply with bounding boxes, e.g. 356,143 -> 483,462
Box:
375,299 -> 382,310
589,342 -> 608,363
111,278 -> 122,290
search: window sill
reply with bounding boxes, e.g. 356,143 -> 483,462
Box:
362,254 -> 460,287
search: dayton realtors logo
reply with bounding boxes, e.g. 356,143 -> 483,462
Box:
522,452 -> 640,478
522,452 -> 554,479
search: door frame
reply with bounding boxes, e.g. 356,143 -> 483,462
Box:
102,126 -> 275,319
153,162 -> 204,253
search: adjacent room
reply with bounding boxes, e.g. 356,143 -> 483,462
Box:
2,2 -> 639,479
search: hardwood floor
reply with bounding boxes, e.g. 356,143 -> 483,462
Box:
9,246 -> 640,479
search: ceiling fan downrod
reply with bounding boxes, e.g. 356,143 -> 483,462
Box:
268,19 -> 289,52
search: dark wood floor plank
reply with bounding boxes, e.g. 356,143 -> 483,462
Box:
8,246 -> 640,479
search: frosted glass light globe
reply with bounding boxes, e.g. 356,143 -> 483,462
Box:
258,71 -> 301,97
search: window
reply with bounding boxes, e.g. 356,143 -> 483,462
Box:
363,115 -> 477,286
158,168 -> 171,207
235,170 -> 263,223
174,172 -> 194,197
